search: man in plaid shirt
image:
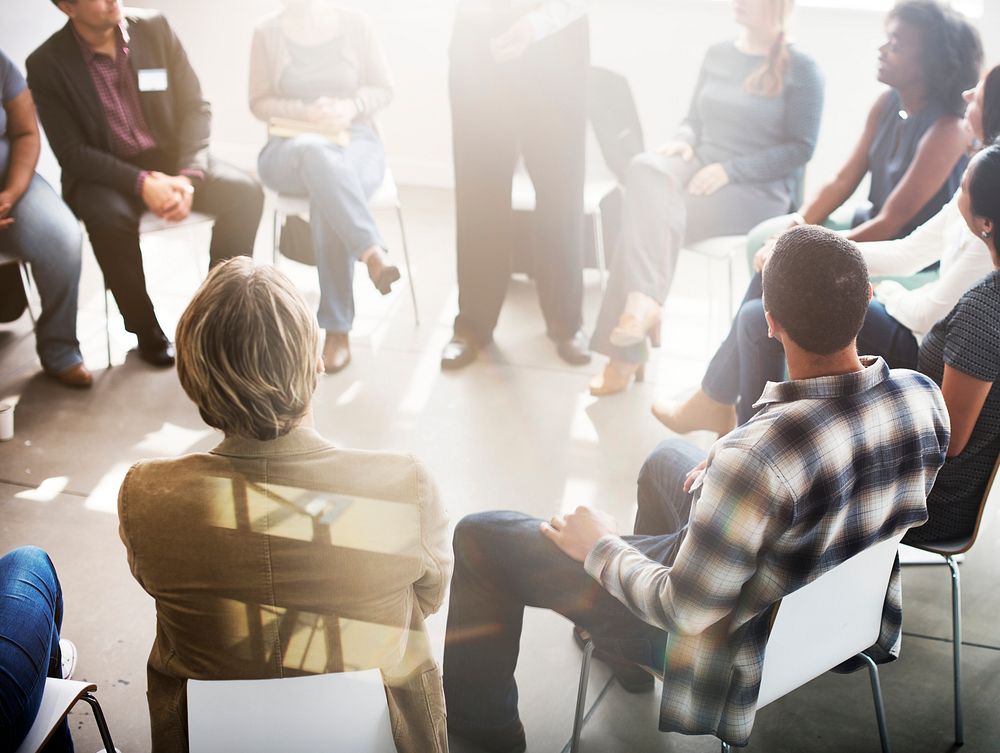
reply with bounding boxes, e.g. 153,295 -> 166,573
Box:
443,226 -> 950,752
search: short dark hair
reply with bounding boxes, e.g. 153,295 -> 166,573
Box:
762,226 -> 871,355
983,65 -> 1000,147
969,144 -> 1000,232
889,0 -> 983,117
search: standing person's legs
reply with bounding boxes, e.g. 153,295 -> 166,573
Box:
192,156 -> 264,267
0,547 -> 71,753
519,18 -> 588,347
69,184 -> 166,347
1,174 -> 84,374
855,299 -> 919,369
443,512 -> 673,749
448,14 -> 519,350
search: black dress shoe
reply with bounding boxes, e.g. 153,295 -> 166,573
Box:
137,339 -> 176,368
441,334 -> 478,371
553,329 -> 591,366
448,719 -> 526,753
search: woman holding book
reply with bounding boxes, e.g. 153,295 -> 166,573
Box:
250,0 -> 396,373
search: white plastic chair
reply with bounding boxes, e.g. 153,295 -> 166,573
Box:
571,533 -> 905,753
0,249 -> 38,325
15,678 -> 118,753
682,235 -> 746,337
100,210 -> 215,365
510,174 -> 615,293
186,669 -> 395,753
270,168 -> 419,325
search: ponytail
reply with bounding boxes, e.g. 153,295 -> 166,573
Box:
744,0 -> 794,98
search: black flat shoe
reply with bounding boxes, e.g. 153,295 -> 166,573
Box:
441,334 -> 478,371
448,719 -> 526,753
137,339 -> 175,368
573,626 -> 654,694
554,329 -> 591,366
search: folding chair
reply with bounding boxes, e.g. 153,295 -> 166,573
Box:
14,678 -> 117,753
0,250 -> 38,325
270,167 -> 420,325
186,669 -> 394,752
900,452 -> 1000,746
571,534 -> 905,753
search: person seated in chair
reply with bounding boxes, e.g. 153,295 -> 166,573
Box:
0,48 -> 89,388
118,257 -> 452,753
27,0 -> 264,367
442,226 -> 949,753
250,0 -> 399,374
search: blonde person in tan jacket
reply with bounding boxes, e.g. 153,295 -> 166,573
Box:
250,1 -> 397,374
118,257 -> 452,753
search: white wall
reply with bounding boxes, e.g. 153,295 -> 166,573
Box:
2,1 -> 997,194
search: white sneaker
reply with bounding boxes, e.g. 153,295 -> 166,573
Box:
59,638 -> 77,680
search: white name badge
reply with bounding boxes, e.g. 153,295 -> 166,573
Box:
137,68 -> 168,92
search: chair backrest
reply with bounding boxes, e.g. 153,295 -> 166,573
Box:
588,66 -> 644,185
756,533 -> 905,709
15,679 -> 97,753
186,669 -> 395,753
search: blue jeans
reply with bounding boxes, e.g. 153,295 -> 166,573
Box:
702,274 -> 920,426
258,126 -> 386,334
442,439 -> 705,735
0,174 -> 83,373
0,547 -> 72,753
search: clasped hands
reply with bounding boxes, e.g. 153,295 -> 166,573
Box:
142,171 -> 195,221
306,96 -> 359,133
656,141 -> 730,197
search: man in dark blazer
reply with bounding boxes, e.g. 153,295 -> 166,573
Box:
27,0 -> 264,366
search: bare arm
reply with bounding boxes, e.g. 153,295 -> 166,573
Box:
799,92 -> 887,225
1,88 -> 41,209
848,117 -> 970,242
940,365 -> 993,457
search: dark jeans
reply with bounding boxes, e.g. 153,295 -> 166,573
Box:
449,14 -> 588,343
442,439 -> 705,734
702,273 -> 920,425
0,547 -> 71,753
69,153 -> 264,344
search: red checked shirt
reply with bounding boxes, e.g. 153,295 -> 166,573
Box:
73,24 -> 157,160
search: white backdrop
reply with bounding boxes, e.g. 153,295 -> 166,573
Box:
2,1 -> 998,195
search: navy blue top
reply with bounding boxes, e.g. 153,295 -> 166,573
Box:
0,49 -> 29,181
854,89 -> 967,239
910,269 -> 1000,543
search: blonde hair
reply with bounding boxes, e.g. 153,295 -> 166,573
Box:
176,257 -> 319,440
745,0 -> 794,98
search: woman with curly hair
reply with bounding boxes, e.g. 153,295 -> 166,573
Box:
655,0 -> 983,427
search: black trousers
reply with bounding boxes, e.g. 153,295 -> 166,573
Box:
69,153 -> 264,343
449,14 -> 589,344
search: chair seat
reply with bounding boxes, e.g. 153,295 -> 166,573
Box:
0,250 -> 22,265
904,537 -> 975,557
15,679 -> 97,753
139,210 -> 214,235
686,235 -> 746,259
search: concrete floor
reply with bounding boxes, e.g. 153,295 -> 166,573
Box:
1,187 -> 998,753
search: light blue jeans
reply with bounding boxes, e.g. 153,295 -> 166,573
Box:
1,174 -> 83,373
258,125 -> 386,334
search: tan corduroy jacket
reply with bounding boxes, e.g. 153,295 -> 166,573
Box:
118,427 -> 452,753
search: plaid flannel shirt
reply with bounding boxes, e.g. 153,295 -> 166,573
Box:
584,357 -> 950,746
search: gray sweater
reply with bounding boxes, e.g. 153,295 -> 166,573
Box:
677,41 -> 824,187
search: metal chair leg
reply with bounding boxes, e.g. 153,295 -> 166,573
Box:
80,692 -> 118,753
592,210 -> 608,294
395,205 -> 419,327
946,555 -> 964,745
103,286 -> 112,368
720,743 -> 733,753
858,652 -> 892,753
570,640 -> 595,753
17,261 -> 38,325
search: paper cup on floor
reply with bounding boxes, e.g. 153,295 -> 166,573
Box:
0,403 -> 13,441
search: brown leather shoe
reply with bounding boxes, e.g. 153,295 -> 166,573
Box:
651,388 -> 736,436
589,360 -> 644,397
323,333 -> 351,373
47,362 -> 94,389
365,249 -> 400,295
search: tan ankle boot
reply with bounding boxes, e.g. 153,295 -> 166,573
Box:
650,388 -> 736,435
589,360 -> 645,397
610,292 -> 662,348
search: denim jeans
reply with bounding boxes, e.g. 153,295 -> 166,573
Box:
702,272 -> 920,427
258,125 -> 386,334
442,439 -> 705,735
0,546 -> 72,753
0,174 -> 83,373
